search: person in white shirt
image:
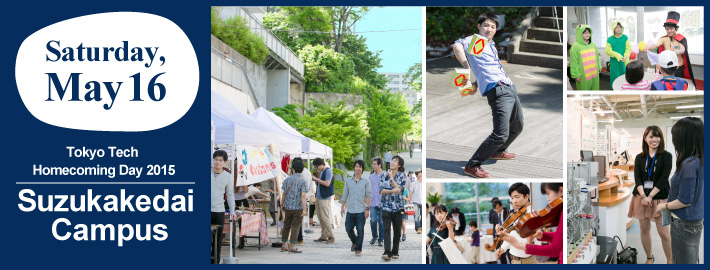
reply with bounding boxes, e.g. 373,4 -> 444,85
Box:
496,182 -> 538,264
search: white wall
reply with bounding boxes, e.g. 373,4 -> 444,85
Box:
211,77 -> 255,114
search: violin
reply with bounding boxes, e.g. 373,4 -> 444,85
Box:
484,205 -> 527,251
436,217 -> 457,231
515,197 -> 563,238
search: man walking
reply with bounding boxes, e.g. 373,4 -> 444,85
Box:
453,12 -> 524,178
340,160 -> 371,256
369,157 -> 385,246
311,158 -> 335,243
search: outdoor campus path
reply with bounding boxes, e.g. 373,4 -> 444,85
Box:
220,171 -> 423,264
425,57 -> 563,179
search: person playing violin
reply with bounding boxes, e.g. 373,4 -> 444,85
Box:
499,183 -> 564,264
495,183 -> 538,264
426,204 -> 457,264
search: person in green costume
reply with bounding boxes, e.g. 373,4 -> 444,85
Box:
570,25 -> 601,90
605,20 -> 631,90
426,204 -> 456,264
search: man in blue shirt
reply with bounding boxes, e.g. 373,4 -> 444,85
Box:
453,12 -> 524,178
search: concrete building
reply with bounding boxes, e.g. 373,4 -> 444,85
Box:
211,6 -> 304,114
380,72 -> 419,107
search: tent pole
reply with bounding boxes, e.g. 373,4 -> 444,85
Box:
304,152 -> 313,234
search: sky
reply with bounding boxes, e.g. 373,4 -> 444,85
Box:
355,7 -> 423,73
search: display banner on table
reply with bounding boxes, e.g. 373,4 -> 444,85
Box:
235,145 -> 279,186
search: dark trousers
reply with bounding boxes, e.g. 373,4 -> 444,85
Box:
309,204 -> 316,218
210,212 -> 225,264
382,209 -> 403,256
281,209 -> 303,243
345,212 -> 366,251
469,84 -> 524,167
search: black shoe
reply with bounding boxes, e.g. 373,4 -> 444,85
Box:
378,240 -> 383,247
381,253 -> 391,261
401,234 -> 406,241
270,222 -> 276,226
351,244 -> 355,252
370,238 -> 376,245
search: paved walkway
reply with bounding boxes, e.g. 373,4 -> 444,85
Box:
426,57 -> 563,179
219,195 -> 422,264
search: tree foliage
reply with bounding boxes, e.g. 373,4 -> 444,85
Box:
263,7 -> 332,52
365,89 -> 413,159
272,100 -> 368,168
341,34 -> 389,90
211,7 -> 270,63
264,7 -> 385,93
403,62 -> 422,116
426,7 -> 532,47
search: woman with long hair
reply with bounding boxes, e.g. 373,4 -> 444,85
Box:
426,204 -> 455,264
656,117 -> 704,264
629,126 -> 673,263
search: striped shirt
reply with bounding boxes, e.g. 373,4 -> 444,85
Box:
621,73 -> 660,90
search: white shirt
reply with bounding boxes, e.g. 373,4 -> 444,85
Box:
500,205 -> 540,258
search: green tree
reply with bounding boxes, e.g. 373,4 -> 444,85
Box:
270,104 -> 300,127
263,7 -> 332,52
264,7 -> 386,89
403,62 -> 422,116
211,7 -> 270,63
272,99 -> 368,169
365,89 -> 413,159
341,34 -> 389,90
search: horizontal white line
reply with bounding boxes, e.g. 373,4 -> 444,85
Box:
16,182 -> 195,185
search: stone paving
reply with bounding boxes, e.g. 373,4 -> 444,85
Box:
219,212 -> 423,264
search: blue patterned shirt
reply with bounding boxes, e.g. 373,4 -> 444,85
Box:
282,173 -> 308,210
379,171 -> 407,212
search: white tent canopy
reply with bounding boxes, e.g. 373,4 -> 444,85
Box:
251,107 -> 333,159
211,90 -> 300,154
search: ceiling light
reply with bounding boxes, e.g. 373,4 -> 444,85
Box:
676,104 -> 704,109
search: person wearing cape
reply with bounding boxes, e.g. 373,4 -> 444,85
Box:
647,11 -> 696,87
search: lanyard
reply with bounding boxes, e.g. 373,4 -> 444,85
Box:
646,154 -> 656,180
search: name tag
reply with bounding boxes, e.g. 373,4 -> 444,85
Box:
644,181 -> 654,189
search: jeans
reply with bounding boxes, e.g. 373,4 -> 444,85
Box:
468,84 -> 524,167
413,203 -> 422,230
345,212 -> 366,251
671,217 -> 703,264
382,209 -> 403,256
370,206 -> 384,241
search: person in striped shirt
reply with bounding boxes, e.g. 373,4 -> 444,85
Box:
620,60 -> 660,90
570,25 -> 601,90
